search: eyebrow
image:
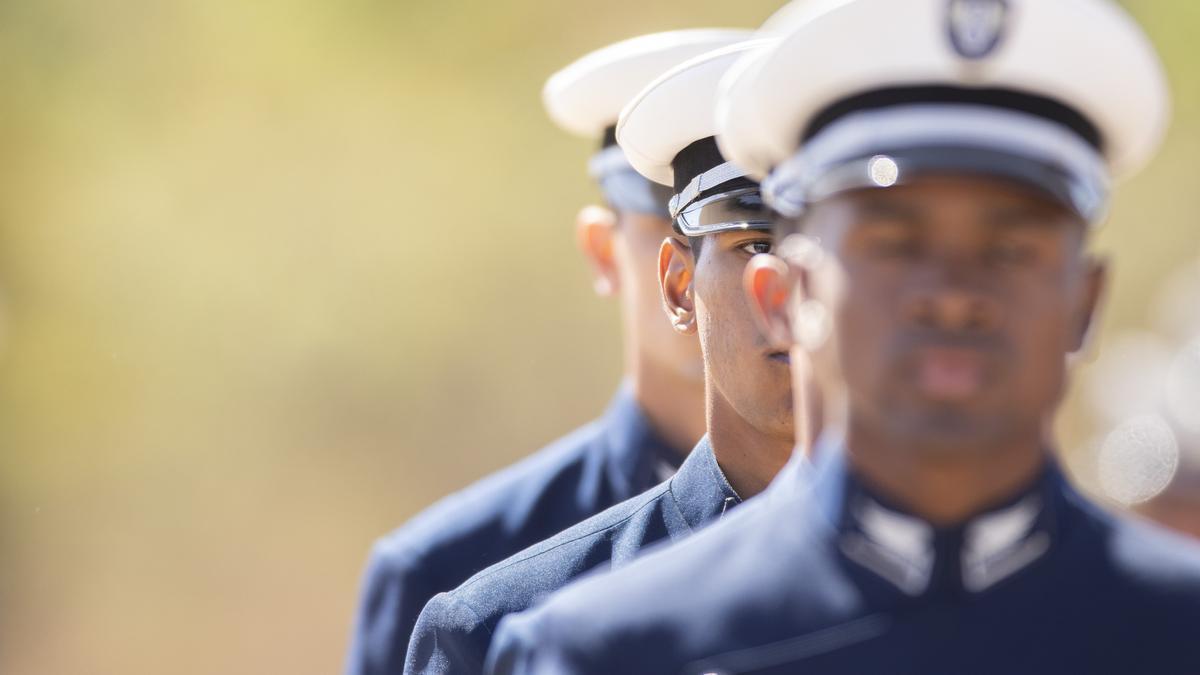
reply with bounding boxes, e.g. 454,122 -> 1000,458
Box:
983,203 -> 1074,230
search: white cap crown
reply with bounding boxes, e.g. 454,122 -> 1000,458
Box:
718,0 -> 1169,182
617,39 -> 773,186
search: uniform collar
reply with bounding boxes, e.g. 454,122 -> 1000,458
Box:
809,444 -> 1064,597
601,382 -> 685,494
668,435 -> 742,531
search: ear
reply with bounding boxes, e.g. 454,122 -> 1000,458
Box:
1071,255 -> 1109,354
575,205 -> 620,297
659,236 -> 697,335
744,253 -> 796,350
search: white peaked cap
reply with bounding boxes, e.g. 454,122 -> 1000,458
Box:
718,0 -> 1170,183
617,39 -> 774,187
543,29 -> 755,138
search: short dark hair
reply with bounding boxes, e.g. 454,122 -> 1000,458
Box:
687,235 -> 704,258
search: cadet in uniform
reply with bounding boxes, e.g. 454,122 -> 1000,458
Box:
486,1 -> 1200,673
343,30 -> 747,675
404,39 -> 807,674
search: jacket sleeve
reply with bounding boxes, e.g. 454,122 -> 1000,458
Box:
404,592 -> 492,675
345,542 -> 436,675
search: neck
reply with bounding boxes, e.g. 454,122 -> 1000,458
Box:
626,352 -> 706,461
845,422 -> 1049,526
707,391 -> 794,499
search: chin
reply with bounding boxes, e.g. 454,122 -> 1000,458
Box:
888,407 -> 1011,454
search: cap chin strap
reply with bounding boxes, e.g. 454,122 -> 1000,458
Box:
669,161 -> 751,219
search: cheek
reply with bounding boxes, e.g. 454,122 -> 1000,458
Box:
1005,282 -> 1080,379
1009,264 -> 1084,335
695,259 -> 763,352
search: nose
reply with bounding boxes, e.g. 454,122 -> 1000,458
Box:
904,260 -> 1001,333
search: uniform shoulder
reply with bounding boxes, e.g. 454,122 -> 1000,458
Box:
407,482 -> 678,674
447,480 -> 676,614
486,493 -> 830,672
483,499 -> 788,673
1104,508 -> 1200,591
1062,489 -> 1200,617
371,419 -> 610,574
557,489 -> 802,601
405,590 -> 495,674
1081,506 -> 1200,666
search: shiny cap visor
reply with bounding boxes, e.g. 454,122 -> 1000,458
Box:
674,188 -> 772,236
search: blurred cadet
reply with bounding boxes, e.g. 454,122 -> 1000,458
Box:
405,39 -> 802,675
487,1 -> 1200,673
343,29 -> 748,675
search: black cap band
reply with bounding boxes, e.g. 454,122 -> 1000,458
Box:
671,137 -> 757,198
804,85 -> 1104,153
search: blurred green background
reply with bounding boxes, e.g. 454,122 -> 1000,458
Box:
0,1 -> 1197,673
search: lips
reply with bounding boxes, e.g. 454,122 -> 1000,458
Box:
913,345 -> 991,401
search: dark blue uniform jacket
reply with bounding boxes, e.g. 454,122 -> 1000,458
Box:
405,436 -> 741,674
488,447 -> 1200,675
344,386 -> 680,675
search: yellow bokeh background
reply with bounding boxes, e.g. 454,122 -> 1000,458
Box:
0,1 -> 1197,673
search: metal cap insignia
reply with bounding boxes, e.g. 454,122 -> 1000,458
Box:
947,0 -> 1010,60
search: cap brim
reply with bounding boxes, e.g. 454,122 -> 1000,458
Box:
805,146 -> 1106,223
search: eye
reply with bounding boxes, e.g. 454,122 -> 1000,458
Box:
737,240 -> 773,256
854,221 -> 920,260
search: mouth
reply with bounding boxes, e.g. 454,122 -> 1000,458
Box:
912,345 -> 992,401
768,351 -> 791,365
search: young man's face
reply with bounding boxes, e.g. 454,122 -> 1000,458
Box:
688,230 -> 794,441
790,175 -> 1103,454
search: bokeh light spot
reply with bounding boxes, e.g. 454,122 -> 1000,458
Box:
869,155 -> 899,187
1098,414 -> 1180,505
